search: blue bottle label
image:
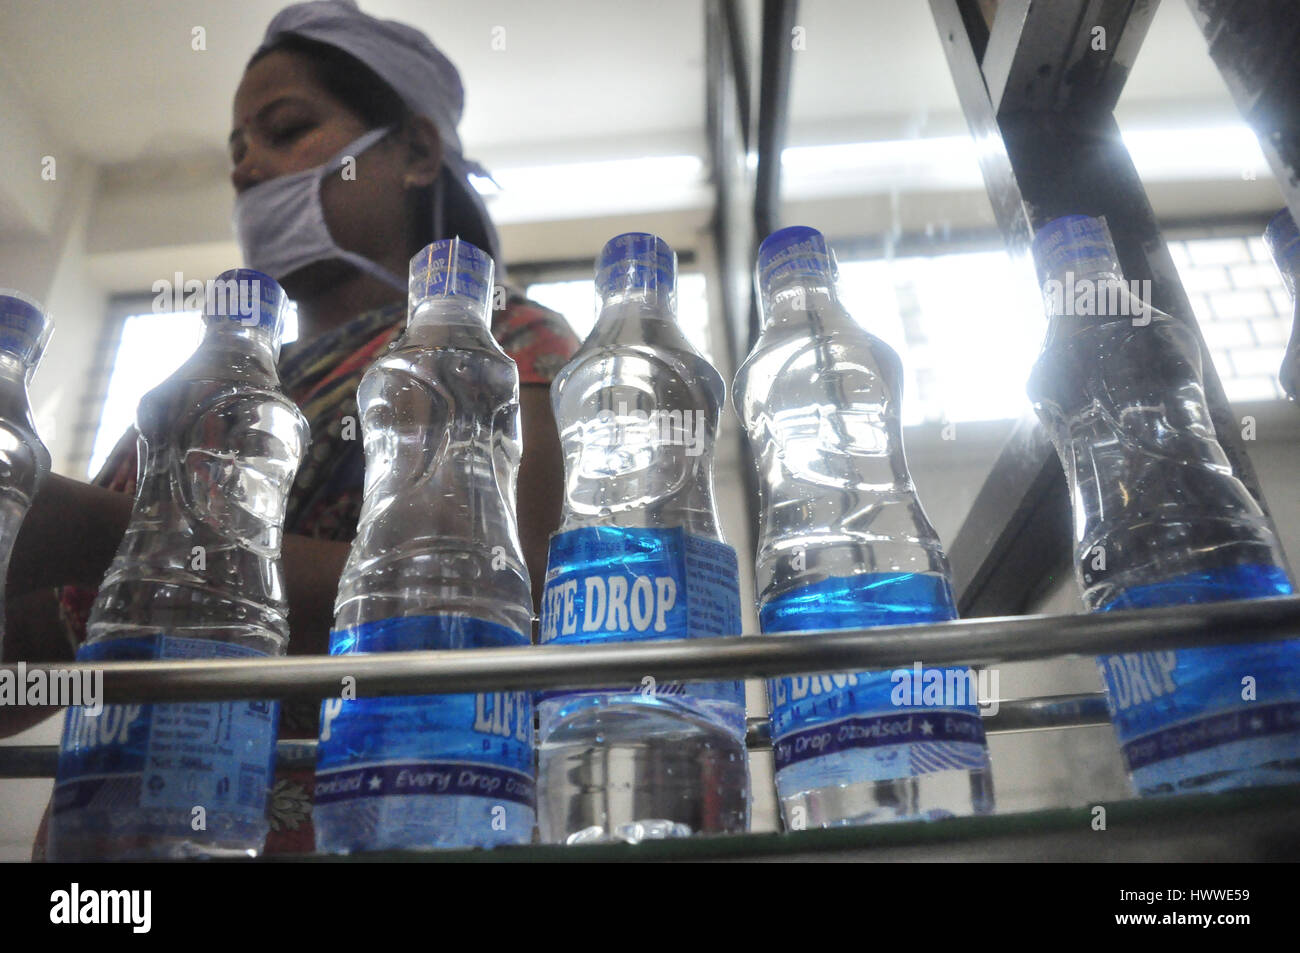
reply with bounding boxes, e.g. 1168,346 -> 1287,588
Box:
539,526 -> 745,724
760,573 -> 988,784
1096,564 -> 1300,795
313,615 -> 535,830
53,635 -> 277,846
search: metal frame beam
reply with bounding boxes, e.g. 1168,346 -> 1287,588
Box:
931,0 -> 1271,616
1188,0 -> 1300,223
5,595 -> 1296,705
983,0 -> 1157,115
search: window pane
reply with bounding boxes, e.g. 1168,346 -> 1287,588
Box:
87,311 -> 202,477
836,250 -> 1044,427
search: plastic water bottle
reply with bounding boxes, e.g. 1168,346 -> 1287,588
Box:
49,270 -> 308,860
1027,214 -> 1299,796
0,291 -> 52,654
1263,208 -> 1300,400
312,239 -> 535,853
537,233 -> 749,844
733,226 -> 994,828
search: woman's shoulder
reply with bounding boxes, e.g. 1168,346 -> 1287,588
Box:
491,286 -> 582,385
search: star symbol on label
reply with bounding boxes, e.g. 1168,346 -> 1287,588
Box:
920,720 -> 934,736
368,774 -> 382,791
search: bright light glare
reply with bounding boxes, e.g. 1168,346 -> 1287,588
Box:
525,280 -> 597,340
480,155 -> 707,223
781,137 -> 982,195
1120,125 -> 1269,180
466,123 -> 1268,222
836,252 -> 1044,427
776,124 -> 1270,200
87,311 -> 203,477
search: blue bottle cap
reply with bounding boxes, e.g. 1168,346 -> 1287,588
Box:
203,269 -> 287,335
756,225 -> 838,294
1032,215 -> 1121,282
0,290 -> 52,366
1264,208 -> 1300,296
409,237 -> 495,314
594,232 -> 677,307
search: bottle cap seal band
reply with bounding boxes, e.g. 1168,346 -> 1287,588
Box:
595,233 -> 676,304
203,269 -> 286,334
757,225 -> 837,293
1032,215 -> 1121,282
0,291 -> 51,365
410,237 -> 495,310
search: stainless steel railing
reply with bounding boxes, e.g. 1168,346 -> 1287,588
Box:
0,692 -> 1115,779
1,596 -> 1295,704
1,596 -> 1295,779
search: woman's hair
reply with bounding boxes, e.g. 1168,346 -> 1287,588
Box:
246,34 -> 496,260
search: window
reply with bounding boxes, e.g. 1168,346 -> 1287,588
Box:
86,310 -> 202,477
1168,236 -> 1292,402
85,239 -> 1291,477
85,306 -> 298,478
834,250 -> 1045,427
830,235 -> 1292,427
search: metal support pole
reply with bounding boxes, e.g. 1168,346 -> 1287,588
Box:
1188,0 -> 1300,225
749,0 -> 798,353
4,596 -> 1296,705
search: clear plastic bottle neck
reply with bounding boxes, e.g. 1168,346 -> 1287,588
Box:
755,226 -> 843,331
1279,265 -> 1299,301
1033,216 -> 1136,320
596,286 -> 677,322
1041,259 -> 1142,321
760,278 -> 841,329
407,238 -> 496,332
594,233 -> 678,322
409,294 -> 491,330
201,318 -> 280,359
0,353 -> 39,439
0,350 -> 31,386
1264,209 -> 1300,300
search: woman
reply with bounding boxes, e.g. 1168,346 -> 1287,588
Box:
7,0 -> 579,855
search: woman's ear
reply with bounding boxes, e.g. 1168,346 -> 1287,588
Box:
402,114 -> 443,189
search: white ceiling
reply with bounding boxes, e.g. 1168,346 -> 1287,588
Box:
0,0 -> 1242,168
0,0 -> 712,166
0,0 -> 1275,276
789,0 -> 1240,136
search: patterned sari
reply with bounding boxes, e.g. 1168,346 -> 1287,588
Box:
52,288 -> 580,854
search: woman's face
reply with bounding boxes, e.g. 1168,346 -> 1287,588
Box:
229,50 -> 426,296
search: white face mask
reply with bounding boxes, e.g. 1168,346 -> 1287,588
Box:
232,126 -> 408,294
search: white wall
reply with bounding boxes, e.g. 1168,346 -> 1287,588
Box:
0,59 -> 109,474
0,715 -> 60,861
